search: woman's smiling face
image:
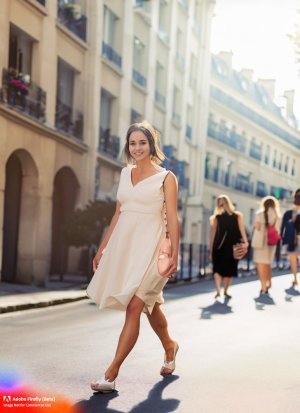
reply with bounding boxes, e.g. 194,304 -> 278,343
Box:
128,130 -> 151,161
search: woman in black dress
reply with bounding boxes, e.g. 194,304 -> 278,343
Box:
209,195 -> 248,299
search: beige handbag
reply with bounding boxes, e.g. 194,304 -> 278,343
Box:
157,234 -> 172,276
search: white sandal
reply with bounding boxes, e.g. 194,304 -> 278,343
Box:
160,341 -> 179,375
90,377 -> 116,393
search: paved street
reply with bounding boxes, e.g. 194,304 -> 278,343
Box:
1,273 -> 300,413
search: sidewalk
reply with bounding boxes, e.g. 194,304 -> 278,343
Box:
0,269 -> 293,314
0,275 -> 89,314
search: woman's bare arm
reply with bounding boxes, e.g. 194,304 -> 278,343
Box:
164,172 -> 180,277
237,212 -> 249,245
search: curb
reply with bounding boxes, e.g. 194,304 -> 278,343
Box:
0,295 -> 88,314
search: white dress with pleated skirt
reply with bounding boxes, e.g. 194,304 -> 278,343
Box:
86,165 -> 170,314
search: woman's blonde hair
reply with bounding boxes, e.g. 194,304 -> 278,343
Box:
124,120 -> 166,165
210,194 -> 235,224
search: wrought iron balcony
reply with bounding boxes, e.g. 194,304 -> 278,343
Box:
132,69 -> 147,88
1,68 -> 46,123
102,42 -> 122,68
186,125 -> 192,140
55,98 -> 84,140
98,128 -> 120,159
57,2 -> 87,42
155,90 -> 166,109
249,142 -> 262,161
207,119 -> 246,153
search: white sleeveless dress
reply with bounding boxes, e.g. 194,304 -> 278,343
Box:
86,165 -> 170,314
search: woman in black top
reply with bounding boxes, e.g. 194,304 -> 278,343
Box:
281,188 -> 300,287
209,195 -> 248,299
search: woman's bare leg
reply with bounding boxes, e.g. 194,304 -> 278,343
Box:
214,273 -> 222,297
289,254 -> 299,285
223,277 -> 232,296
104,295 -> 145,381
266,264 -> 272,289
147,303 -> 174,356
147,303 -> 176,374
256,263 -> 269,293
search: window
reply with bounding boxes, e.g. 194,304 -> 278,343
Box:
205,153 -> 211,179
284,156 -> 289,173
186,105 -> 192,140
9,23 -> 33,76
57,58 -> 74,108
133,37 -> 147,88
172,85 -> 181,125
292,159 -> 295,176
175,28 -> 184,69
158,0 -> 169,43
278,153 -> 283,170
102,6 -> 121,67
189,54 -> 197,88
264,144 -> 270,165
273,149 -> 277,168
155,61 -> 166,108
99,88 -> 113,150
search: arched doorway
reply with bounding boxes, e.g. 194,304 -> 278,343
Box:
1,155 -> 22,282
50,167 -> 79,279
1,150 -> 39,283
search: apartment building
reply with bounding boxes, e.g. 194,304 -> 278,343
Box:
0,0 -> 215,285
203,51 -> 300,243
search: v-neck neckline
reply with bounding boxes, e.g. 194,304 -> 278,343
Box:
130,166 -> 165,188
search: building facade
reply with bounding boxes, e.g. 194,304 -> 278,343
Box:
202,51 -> 300,244
0,0 -> 215,285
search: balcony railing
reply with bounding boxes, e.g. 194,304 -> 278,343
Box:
210,86 -> 300,150
207,120 -> 246,153
155,90 -> 166,109
186,125 -> 192,140
55,98 -> 84,140
249,142 -> 261,161
132,69 -> 147,88
162,148 -> 189,191
1,68 -> 46,123
98,128 -> 120,159
57,2 -> 87,42
102,42 -> 122,68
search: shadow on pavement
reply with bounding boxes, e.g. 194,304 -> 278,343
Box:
129,375 -> 180,413
285,286 -> 300,302
73,391 -> 122,413
72,376 -> 180,413
254,293 -> 275,310
199,300 -> 233,319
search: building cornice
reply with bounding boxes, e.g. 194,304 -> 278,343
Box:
0,104 -> 88,154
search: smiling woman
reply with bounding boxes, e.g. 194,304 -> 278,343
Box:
86,120 -> 180,393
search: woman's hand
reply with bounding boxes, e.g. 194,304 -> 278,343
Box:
92,251 -> 103,272
162,255 -> 178,279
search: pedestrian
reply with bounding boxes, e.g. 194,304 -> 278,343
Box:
209,194 -> 248,299
86,121 -> 180,393
280,188 -> 300,287
251,196 -> 281,295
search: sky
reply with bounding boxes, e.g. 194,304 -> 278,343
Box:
210,0 -> 300,120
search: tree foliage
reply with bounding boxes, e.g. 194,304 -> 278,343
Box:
63,199 -> 115,248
